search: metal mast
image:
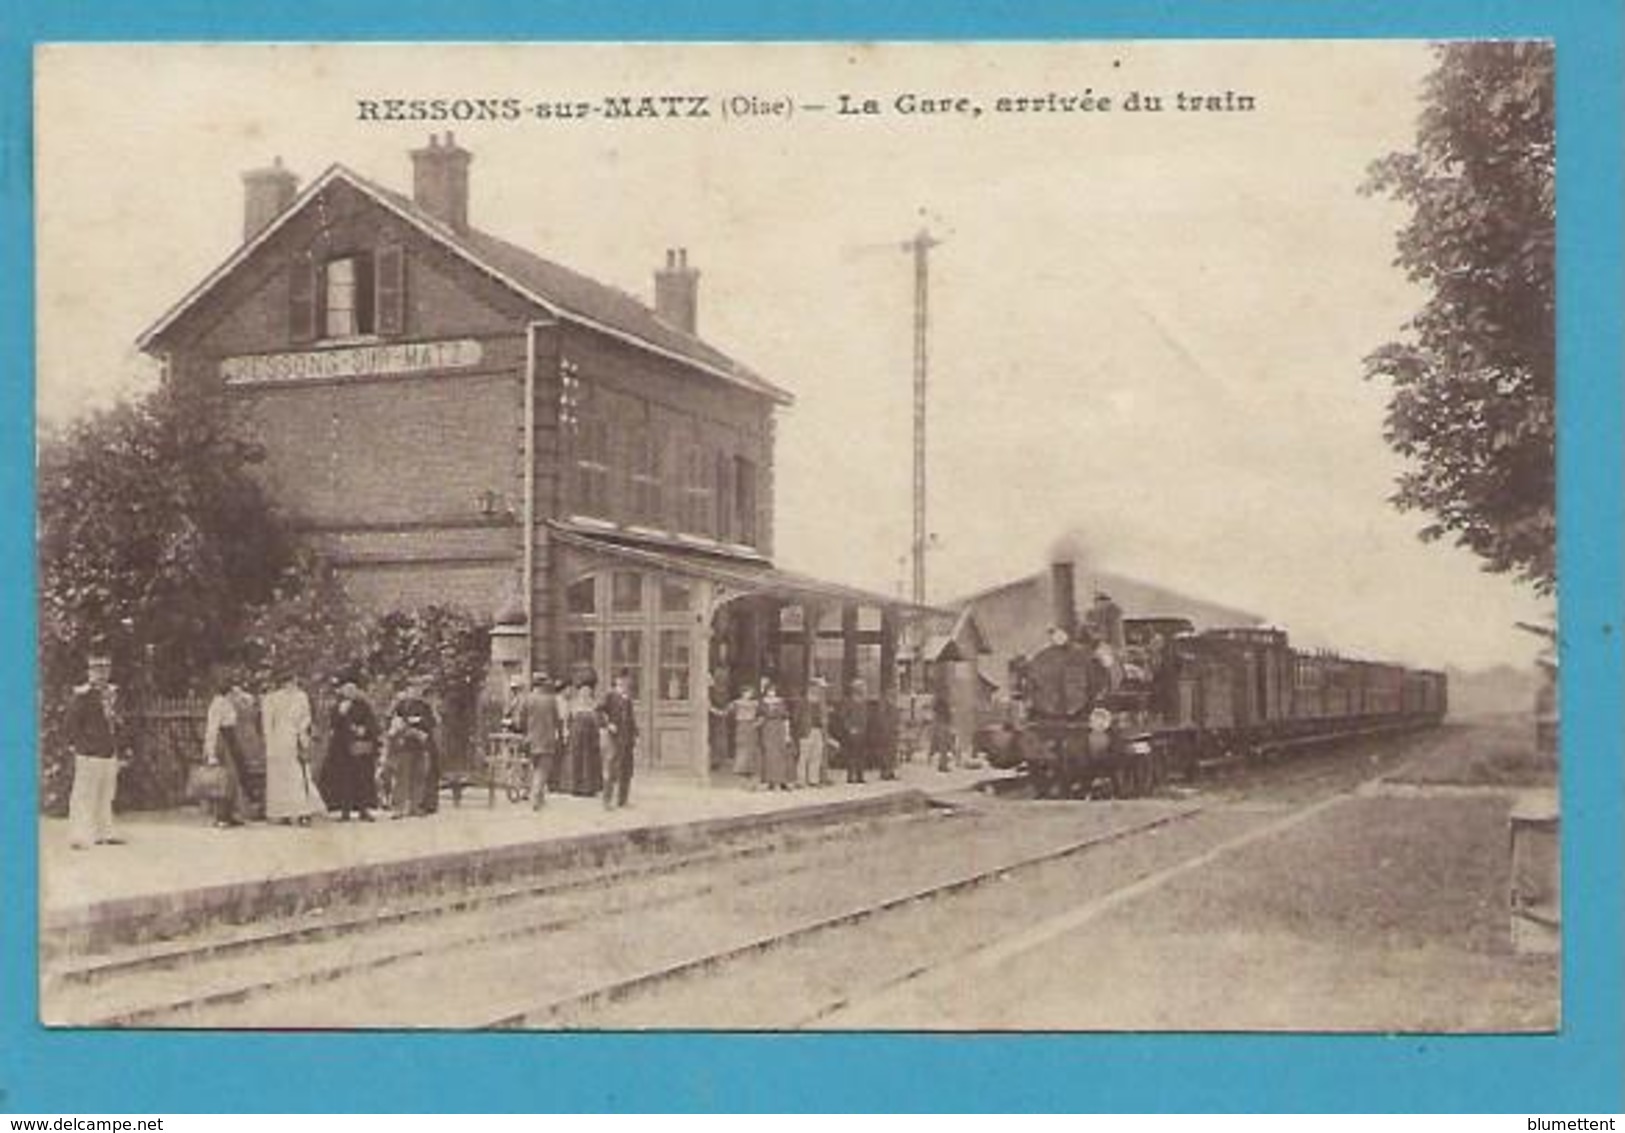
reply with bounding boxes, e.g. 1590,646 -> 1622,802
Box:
907,226 -> 939,609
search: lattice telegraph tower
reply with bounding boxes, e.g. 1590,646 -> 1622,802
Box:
906,226 -> 940,609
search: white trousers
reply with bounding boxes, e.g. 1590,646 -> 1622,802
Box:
68,755 -> 119,845
799,728 -> 828,786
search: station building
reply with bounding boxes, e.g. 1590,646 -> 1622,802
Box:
138,134 -> 914,778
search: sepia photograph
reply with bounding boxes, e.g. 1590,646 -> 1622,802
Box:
34,40 -> 1558,1033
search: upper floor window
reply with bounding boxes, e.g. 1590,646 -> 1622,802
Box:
677,441 -> 713,537
734,455 -> 758,547
573,417 -> 611,517
715,452 -> 735,543
324,255 -> 374,338
289,245 -> 405,343
629,427 -> 665,527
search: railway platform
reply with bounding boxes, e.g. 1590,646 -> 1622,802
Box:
40,762 -> 1011,956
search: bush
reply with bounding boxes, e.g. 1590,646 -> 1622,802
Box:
362,606 -> 492,771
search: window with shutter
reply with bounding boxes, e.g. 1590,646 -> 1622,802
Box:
715,451 -> 735,542
375,245 -> 405,335
322,254 -> 375,338
289,253 -> 317,343
735,457 -> 758,546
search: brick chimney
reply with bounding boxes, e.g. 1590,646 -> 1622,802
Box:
241,156 -> 299,242
654,248 -> 700,334
411,132 -> 472,232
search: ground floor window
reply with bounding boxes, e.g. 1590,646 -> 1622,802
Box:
609,629 -> 645,698
812,637 -> 844,688
566,630 -> 597,675
854,643 -> 882,695
659,629 -> 692,702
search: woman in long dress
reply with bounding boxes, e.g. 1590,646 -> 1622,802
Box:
758,682 -> 792,791
318,678 -> 380,821
730,686 -> 761,780
261,671 -> 324,824
565,678 -> 604,797
227,679 -> 265,818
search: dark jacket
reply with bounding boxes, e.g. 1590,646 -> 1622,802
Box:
600,689 -> 638,753
519,688 -> 563,754
64,684 -> 117,758
834,698 -> 871,766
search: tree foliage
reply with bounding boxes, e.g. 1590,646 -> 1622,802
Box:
238,553 -> 371,692
364,606 -> 492,703
38,385 -> 300,695
1362,41 -> 1555,594
38,382 -> 500,805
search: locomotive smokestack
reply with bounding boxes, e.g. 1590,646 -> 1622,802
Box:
1050,559 -> 1080,641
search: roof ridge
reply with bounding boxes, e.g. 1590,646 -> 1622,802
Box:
140,162 -> 792,404
946,566 -> 1263,625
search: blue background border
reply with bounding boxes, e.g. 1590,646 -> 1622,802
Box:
2,0 -> 1619,1113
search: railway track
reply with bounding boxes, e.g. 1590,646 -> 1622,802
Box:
45,804 -> 944,1025
521,733 -> 1459,1030
484,804 -> 1204,1029
46,728 -> 1450,1029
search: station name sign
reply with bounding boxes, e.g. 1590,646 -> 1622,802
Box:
221,339 -> 484,386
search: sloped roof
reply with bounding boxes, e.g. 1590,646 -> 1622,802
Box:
947,568 -> 1264,692
950,568 -> 1262,630
139,164 -> 792,406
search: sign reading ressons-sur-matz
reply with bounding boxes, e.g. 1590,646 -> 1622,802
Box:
221,339 -> 484,385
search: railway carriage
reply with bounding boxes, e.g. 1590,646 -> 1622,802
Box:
984,558 -> 1449,797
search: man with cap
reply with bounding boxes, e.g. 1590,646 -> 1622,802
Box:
64,650 -> 124,848
518,671 -> 564,810
835,678 -> 871,784
599,669 -> 639,809
797,675 -> 831,787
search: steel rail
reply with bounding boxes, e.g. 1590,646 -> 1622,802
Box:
483,804 -> 1206,1029
57,808 -> 940,1026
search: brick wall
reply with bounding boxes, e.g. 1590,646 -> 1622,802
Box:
554,325 -> 776,556
231,366 -> 522,528
147,172 -> 779,644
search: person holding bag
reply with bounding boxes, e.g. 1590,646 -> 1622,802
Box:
198,670 -> 247,828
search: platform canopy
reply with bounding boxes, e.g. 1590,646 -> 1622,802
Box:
546,520 -> 948,616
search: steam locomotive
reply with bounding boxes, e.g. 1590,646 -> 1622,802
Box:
979,559 -> 1448,798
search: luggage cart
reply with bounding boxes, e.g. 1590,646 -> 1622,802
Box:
484,732 -> 532,806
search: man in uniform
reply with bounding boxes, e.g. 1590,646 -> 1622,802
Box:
65,651 -> 124,849
837,678 -> 871,784
520,671 -> 563,809
600,669 -> 639,810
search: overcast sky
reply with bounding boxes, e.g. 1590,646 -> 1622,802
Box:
35,41 -> 1552,671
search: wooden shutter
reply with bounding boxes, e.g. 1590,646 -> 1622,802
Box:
375,245 -> 405,335
288,253 -> 318,343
